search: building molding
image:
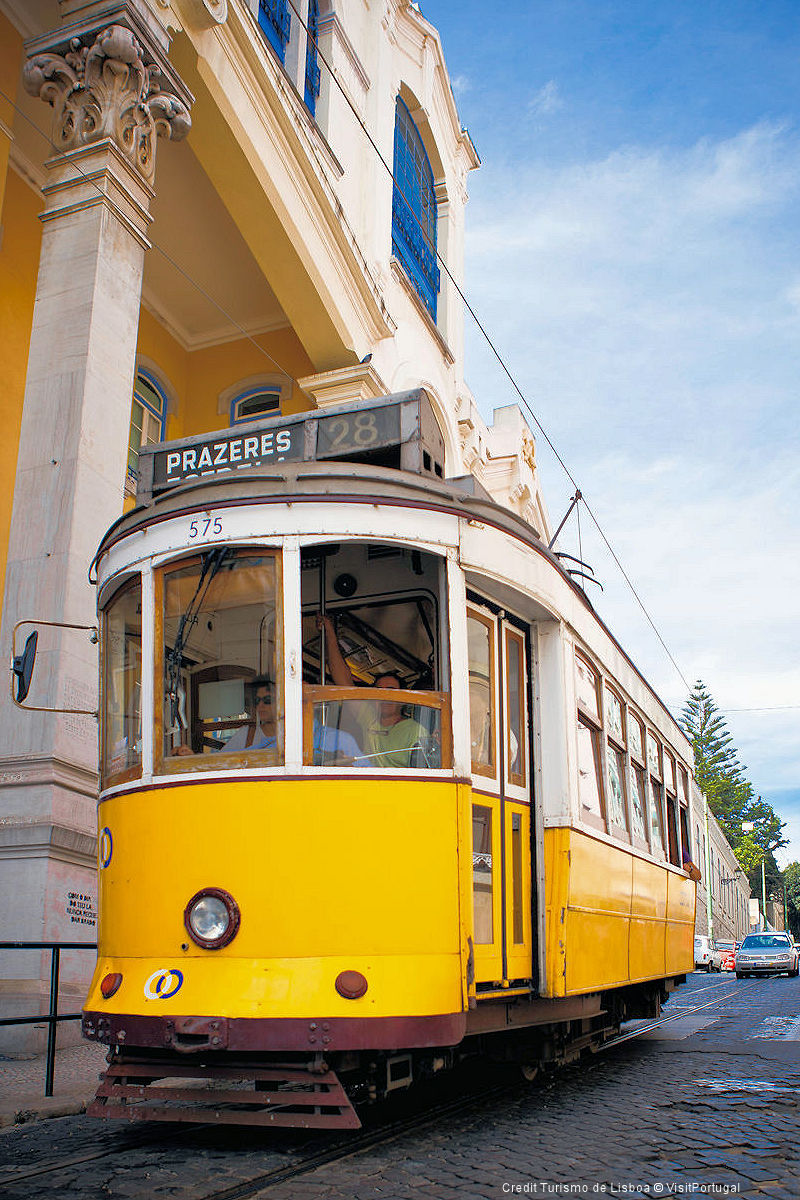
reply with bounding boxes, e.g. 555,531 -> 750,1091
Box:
297,361 -> 389,409
140,289 -> 291,351
24,19 -> 192,186
0,754 -> 99,801
390,257 -> 455,365
0,822 -> 97,868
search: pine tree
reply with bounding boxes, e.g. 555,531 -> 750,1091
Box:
680,681 -> 752,841
680,680 -> 787,898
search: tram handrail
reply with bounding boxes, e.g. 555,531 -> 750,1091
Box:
0,940 -> 97,1097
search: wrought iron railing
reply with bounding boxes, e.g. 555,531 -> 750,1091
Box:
0,941 -> 97,1097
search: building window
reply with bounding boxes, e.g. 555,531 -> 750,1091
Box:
304,0 -> 321,115
127,370 -> 166,496
392,97 -> 440,320
258,0 -> 290,62
230,387 -> 282,425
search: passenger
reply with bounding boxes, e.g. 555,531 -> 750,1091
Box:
316,613 -> 429,768
312,716 -> 367,767
223,677 -> 277,751
682,851 -> 702,882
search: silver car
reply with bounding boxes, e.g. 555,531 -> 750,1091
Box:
735,933 -> 800,978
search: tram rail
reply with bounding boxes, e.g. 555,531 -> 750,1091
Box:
0,976 -> 756,1198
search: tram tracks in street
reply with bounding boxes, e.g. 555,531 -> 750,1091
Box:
603,974 -> 759,1049
0,977 -> 760,1199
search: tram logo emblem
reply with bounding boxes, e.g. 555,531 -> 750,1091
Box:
98,828 -> 113,869
144,969 -> 184,1000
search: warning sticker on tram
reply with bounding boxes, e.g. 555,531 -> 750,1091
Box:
144,969 -> 184,1000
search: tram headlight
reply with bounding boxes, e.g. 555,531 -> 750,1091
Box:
184,888 -> 240,949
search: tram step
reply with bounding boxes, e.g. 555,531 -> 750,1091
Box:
87,1059 -> 361,1129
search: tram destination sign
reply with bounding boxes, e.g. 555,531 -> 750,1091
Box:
150,423 -> 304,490
136,391 -> 444,502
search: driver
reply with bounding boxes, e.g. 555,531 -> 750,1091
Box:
223,677 -> 277,750
316,614 -> 428,768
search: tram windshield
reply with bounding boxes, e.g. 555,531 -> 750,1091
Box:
300,542 -> 450,770
160,551 -> 281,765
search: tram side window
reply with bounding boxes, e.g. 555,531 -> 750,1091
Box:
577,716 -> 605,822
160,551 -> 281,764
627,712 -> 648,842
575,653 -> 605,826
646,731 -> 665,856
102,578 -> 143,785
472,805 -> 494,944
468,612 -> 495,777
505,628 -> 527,787
605,686 -> 628,835
664,749 -> 681,866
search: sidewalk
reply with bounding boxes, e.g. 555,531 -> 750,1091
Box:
0,1039 -> 107,1128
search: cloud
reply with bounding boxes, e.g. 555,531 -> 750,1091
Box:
450,74 -> 471,98
462,121 -> 800,856
528,80 -> 563,119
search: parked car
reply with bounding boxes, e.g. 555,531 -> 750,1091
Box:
735,933 -> 800,978
694,936 -> 722,972
716,940 -> 737,971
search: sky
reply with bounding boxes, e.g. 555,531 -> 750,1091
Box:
424,1 -> 800,865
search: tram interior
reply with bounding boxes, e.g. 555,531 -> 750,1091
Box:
159,543 -> 448,769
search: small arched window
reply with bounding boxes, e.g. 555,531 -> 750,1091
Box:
230,387 -> 282,425
392,97 -> 440,320
304,0 -> 321,115
127,369 -> 167,496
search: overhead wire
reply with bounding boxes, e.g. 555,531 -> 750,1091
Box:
4,5 -> 691,692
289,0 -> 693,692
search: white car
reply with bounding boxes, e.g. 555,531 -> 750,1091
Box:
694,936 -> 722,972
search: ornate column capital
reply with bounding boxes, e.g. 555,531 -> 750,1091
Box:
24,22 -> 191,184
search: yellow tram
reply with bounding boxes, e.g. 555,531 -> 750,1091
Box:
82,392 -> 696,1127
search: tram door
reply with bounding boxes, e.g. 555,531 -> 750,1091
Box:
468,603 -> 533,988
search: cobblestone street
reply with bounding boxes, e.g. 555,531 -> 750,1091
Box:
0,972 -> 798,1200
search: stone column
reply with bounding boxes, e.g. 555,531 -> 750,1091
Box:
0,8 -> 190,1051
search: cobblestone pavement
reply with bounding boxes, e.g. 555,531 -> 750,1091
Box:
0,972 -> 798,1200
0,1041 -> 107,1126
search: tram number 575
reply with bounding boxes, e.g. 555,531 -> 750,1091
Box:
188,516 -> 223,540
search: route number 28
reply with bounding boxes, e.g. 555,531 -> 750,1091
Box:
326,412 -> 379,449
188,516 -> 223,539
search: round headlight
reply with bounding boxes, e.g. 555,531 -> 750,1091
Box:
184,888 -> 240,949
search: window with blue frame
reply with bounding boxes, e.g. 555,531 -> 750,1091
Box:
258,0 -> 290,62
127,370 -> 167,496
230,387 -> 282,425
392,97 -> 440,321
304,0 -> 321,116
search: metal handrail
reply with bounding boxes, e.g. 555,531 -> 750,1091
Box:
0,941 -> 97,1096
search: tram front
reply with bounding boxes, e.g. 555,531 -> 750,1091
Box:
83,399 -> 472,1126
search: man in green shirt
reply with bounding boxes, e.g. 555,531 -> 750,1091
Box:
316,614 -> 428,768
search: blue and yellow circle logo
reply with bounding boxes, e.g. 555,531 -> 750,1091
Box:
98,827 -> 113,869
143,968 -> 184,1000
